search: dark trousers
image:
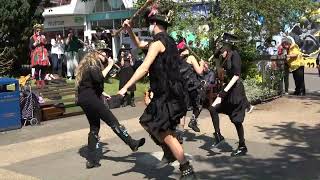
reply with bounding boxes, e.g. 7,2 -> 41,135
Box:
79,93 -> 120,162
280,64 -> 290,93
189,89 -> 201,118
34,65 -> 47,80
208,105 -> 245,146
80,95 -> 120,133
51,54 -> 63,76
292,66 -> 305,94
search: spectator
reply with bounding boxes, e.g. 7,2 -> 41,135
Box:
266,39 -> 277,55
282,37 -> 306,96
29,24 -> 50,89
118,45 -> 136,107
65,28 -> 82,80
317,52 -> 320,77
51,34 -> 65,76
278,41 -> 290,95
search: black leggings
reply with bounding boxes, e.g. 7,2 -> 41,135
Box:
189,89 -> 201,118
292,66 -> 305,93
208,105 -> 245,145
79,94 -> 120,134
34,65 -> 47,80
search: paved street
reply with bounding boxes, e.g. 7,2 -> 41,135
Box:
0,68 -> 319,180
289,68 -> 320,94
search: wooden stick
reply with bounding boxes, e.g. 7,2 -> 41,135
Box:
111,0 -> 155,37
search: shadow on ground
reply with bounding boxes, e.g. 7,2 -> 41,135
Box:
78,122 -> 320,180
188,122 -> 320,180
78,142 -> 175,180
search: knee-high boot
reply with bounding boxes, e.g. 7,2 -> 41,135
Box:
111,124 -> 145,152
86,131 -> 101,169
129,92 -> 136,107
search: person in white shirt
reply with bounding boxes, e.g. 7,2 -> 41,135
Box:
51,34 -> 65,76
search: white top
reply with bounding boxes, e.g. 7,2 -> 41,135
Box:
51,39 -> 65,55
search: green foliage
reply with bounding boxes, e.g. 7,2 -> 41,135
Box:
243,77 -> 278,103
134,0 -> 317,79
0,0 -> 43,76
104,78 -> 149,98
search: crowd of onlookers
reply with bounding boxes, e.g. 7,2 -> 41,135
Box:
28,24 -> 139,107
29,24 -> 85,85
29,24 -> 115,83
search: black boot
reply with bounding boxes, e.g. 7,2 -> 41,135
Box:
112,125 -> 145,152
231,143 -> 248,157
188,114 -> 200,132
212,132 -> 225,148
121,94 -> 130,107
130,97 -> 136,107
179,161 -> 197,180
86,131 -> 101,169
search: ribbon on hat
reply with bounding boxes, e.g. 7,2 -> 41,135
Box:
177,40 -> 186,50
148,3 -> 159,17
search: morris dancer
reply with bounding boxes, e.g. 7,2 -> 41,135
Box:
118,8 -> 197,179
75,45 -> 145,169
208,33 -> 248,156
176,37 -> 205,135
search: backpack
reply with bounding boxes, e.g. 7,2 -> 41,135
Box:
179,58 -> 203,92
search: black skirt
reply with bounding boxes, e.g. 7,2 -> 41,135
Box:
217,80 -> 247,123
119,66 -> 136,91
139,94 -> 187,135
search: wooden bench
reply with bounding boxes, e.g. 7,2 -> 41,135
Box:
36,80 -> 83,121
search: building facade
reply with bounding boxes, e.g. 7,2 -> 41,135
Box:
43,0 -> 149,60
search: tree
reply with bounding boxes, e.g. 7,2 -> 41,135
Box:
0,0 -> 43,76
134,0 -> 317,49
133,0 -> 317,79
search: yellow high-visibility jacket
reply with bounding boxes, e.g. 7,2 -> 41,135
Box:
287,44 -> 305,72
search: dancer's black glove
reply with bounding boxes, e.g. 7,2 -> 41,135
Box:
218,90 -> 228,99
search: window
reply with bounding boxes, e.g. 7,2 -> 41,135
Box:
95,0 -> 103,12
114,19 -> 122,30
103,0 -> 111,11
99,20 -> 113,29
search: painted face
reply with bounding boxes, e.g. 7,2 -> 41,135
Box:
180,49 -> 189,57
148,23 -> 156,35
99,52 -> 107,62
221,50 -> 228,59
35,29 -> 42,36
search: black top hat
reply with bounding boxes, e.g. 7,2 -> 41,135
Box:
144,7 -> 172,27
220,32 -> 239,44
120,44 -> 132,51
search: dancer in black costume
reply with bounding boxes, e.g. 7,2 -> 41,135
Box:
176,38 -> 205,134
118,8 -> 197,180
208,33 -> 248,156
75,48 -> 145,169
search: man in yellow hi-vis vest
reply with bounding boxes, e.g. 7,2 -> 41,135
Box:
282,37 -> 306,96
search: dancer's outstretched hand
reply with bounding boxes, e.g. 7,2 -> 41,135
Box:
118,88 -> 127,97
102,92 -> 111,100
122,19 -> 132,31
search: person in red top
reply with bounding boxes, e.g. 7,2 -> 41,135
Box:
29,24 -> 50,88
277,40 -> 290,95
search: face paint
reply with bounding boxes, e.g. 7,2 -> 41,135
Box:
148,24 -> 155,35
